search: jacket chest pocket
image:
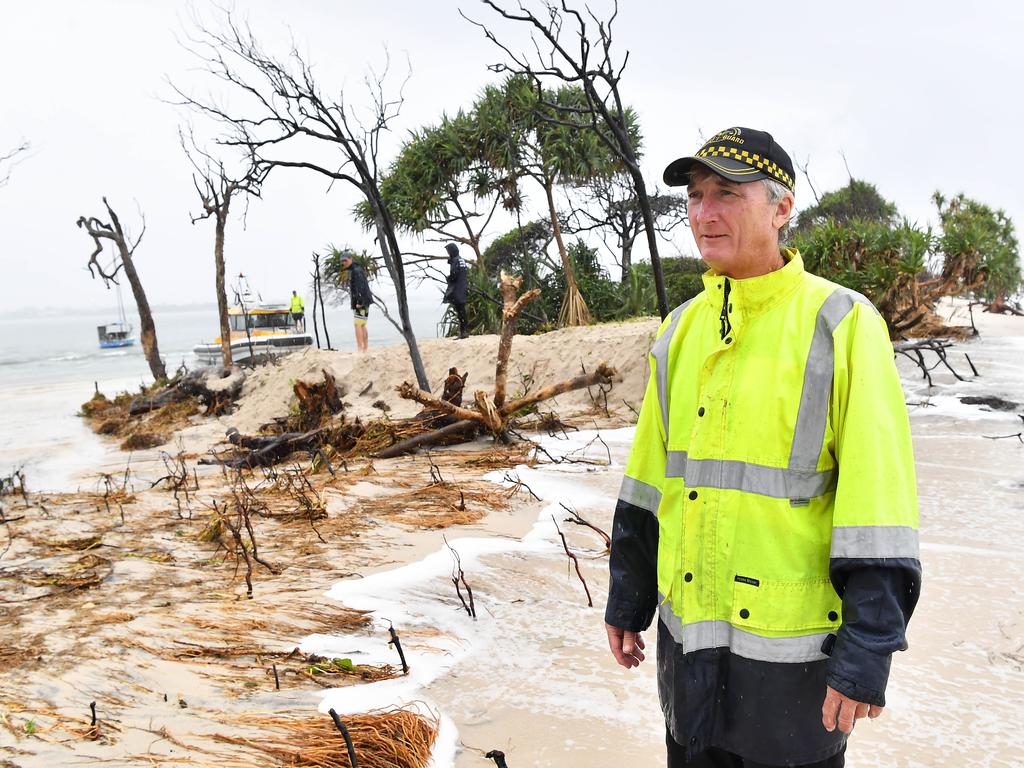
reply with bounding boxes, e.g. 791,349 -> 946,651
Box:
731,577 -> 842,633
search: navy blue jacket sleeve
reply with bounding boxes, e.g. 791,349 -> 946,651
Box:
826,558 -> 922,706
604,499 -> 659,632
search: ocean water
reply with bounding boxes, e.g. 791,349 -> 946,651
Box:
0,292 -> 447,491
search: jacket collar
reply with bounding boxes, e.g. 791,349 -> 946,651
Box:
700,248 -> 804,317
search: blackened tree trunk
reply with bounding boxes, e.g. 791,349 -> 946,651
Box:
78,198 -> 167,381
180,129 -> 265,369
214,208 -> 232,366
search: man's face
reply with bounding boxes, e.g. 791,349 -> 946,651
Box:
686,169 -> 787,278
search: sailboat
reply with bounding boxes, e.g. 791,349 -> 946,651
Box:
97,283 -> 136,349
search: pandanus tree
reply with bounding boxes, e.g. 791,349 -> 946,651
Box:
475,75 -> 635,326
364,111 -> 508,268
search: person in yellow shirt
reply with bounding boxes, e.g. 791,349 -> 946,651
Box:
605,128 -> 920,768
290,290 -> 305,332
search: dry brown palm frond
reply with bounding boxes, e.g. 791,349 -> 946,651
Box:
212,706 -> 438,768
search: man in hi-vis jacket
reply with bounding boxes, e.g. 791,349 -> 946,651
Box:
604,127 -> 921,768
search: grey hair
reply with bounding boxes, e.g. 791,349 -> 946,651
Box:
763,178 -> 794,239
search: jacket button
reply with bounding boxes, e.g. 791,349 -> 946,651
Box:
728,303 -> 733,312
689,737 -> 697,746
828,610 -> 839,622
688,491 -> 698,500
724,337 -> 733,344
739,608 -> 750,619
684,572 -> 693,582
697,406 -> 705,417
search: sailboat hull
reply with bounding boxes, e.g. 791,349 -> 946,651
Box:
99,339 -> 136,349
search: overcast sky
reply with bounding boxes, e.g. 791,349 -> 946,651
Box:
1,0 -> 1021,314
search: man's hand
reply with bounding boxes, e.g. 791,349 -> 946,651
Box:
605,623 -> 646,668
821,685 -> 883,734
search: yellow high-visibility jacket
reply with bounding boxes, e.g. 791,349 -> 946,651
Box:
291,295 -> 305,313
606,250 -> 921,764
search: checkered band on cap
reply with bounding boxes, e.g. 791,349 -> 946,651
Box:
697,145 -> 794,189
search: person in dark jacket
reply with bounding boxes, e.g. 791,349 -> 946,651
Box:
341,250 -> 372,352
442,243 -> 470,339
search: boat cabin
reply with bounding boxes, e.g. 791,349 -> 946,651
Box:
97,322 -> 134,348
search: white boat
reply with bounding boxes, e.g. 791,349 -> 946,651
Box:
193,277 -> 313,365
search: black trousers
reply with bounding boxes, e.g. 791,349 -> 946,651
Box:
453,302 -> 469,338
667,733 -> 846,768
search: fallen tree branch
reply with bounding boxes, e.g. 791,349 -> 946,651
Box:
501,363 -> 616,416
444,535 -> 476,619
559,502 -> 610,551
551,514 -> 592,607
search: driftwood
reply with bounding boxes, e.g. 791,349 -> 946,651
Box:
410,367 -> 471,431
129,366 -> 245,416
388,273 -> 616,456
201,426 -> 332,469
376,420 -> 479,460
552,515 -> 592,607
290,369 -> 344,431
893,338 -> 970,388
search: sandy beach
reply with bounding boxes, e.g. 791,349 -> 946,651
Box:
1,302 -> 1022,768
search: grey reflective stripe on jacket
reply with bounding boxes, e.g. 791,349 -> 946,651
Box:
618,475 -> 661,517
665,451 -> 836,500
658,595 -> 830,663
651,298 -> 694,437
788,288 -> 878,471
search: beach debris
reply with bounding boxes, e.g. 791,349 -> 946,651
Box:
0,470 -> 28,558
360,471 -> 501,529
485,750 -> 510,767
130,366 -> 245,417
445,535 -> 477,619
442,367 -> 468,407
291,369 -> 345,431
149,450 -> 200,519
893,338 -> 971,388
328,708 -> 360,767
81,368 -> 242,451
559,502 -> 611,553
502,471 -> 541,501
960,395 -> 1019,412
98,465 -> 135,525
391,273 -> 617,456
0,469 -> 28,501
209,474 -> 281,598
212,707 -> 437,767
5,552 -> 114,600
984,414 -> 1024,443
387,622 -> 410,674
552,514 -> 593,607
301,654 -> 398,684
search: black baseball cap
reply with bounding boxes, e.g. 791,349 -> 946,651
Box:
663,127 -> 795,191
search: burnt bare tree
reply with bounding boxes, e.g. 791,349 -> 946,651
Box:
564,173 -> 686,282
0,142 -> 30,188
181,127 -> 267,367
464,0 -> 670,318
171,9 -> 430,390
77,199 -> 166,380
